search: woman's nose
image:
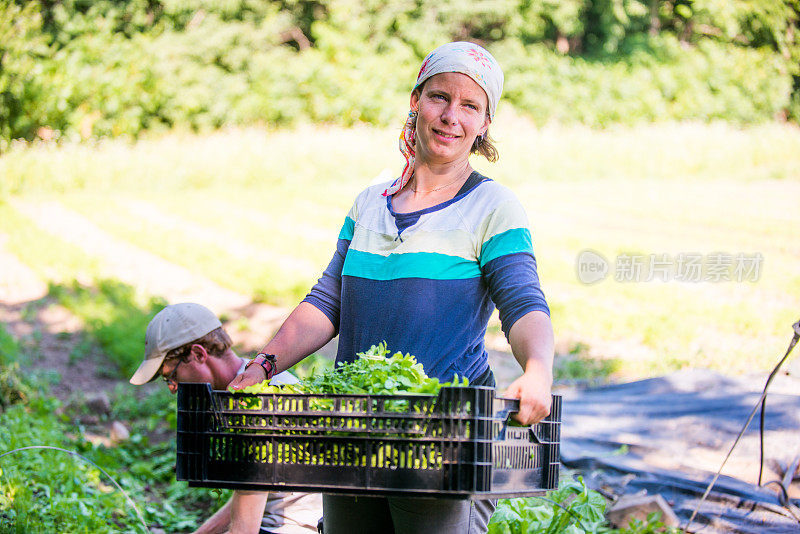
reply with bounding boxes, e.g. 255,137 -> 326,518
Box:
440,103 -> 458,124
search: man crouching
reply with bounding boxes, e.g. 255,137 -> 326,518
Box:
130,302 -> 322,534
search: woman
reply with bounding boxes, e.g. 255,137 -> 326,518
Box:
231,41 -> 554,534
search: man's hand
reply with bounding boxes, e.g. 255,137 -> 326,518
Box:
505,369 -> 552,425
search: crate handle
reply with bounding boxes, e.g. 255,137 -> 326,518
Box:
528,426 -> 543,444
494,397 -> 546,444
494,397 -> 520,440
494,397 -> 519,421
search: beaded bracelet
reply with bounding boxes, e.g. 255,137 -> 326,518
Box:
245,353 -> 277,381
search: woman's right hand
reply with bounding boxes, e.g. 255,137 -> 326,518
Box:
227,365 -> 269,390
227,302 -> 336,391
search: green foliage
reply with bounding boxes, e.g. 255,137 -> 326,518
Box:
0,326 -> 29,410
1,0 -> 798,146
237,342 -> 469,395
555,344 -> 620,384
288,351 -> 334,380
615,512 -> 682,534
109,383 -> 176,432
499,35 -> 791,127
0,397 -> 140,532
48,280 -> 167,379
489,476 -> 608,533
0,384 -> 226,532
488,477 -> 682,533
0,324 -> 20,367
0,363 -> 32,412
303,342 -> 469,395
0,1 -> 52,144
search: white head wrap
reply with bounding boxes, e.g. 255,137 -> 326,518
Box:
383,42 -> 505,196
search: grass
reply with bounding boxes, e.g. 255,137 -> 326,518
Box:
0,383 -> 227,533
0,291 -> 226,533
57,193 -> 320,307
0,326 -> 20,367
0,203 -> 105,284
47,280 -> 168,379
2,116 -> 799,378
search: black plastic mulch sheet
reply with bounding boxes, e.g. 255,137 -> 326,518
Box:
558,369 -> 800,533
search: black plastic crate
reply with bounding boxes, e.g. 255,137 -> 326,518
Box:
176,383 -> 561,498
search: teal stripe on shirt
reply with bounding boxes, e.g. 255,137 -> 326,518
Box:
338,216 -> 355,240
343,249 -> 482,280
480,228 -> 533,267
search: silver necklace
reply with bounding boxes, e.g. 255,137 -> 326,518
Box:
411,171 -> 469,194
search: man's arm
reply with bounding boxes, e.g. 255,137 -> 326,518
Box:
229,302 -> 336,390
228,491 -> 269,534
504,310 -> 555,425
192,491 -> 268,534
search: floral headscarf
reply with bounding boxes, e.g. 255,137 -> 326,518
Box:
383,42 -> 504,196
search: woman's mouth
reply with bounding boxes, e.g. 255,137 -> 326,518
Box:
433,129 -> 460,140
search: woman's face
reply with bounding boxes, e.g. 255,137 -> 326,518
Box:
410,72 -> 490,167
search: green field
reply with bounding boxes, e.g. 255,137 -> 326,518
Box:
4,2 -> 799,529
2,117 -> 799,532
3,114 -> 799,377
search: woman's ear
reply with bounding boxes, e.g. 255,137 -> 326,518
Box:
409,89 -> 420,112
481,116 -> 492,137
190,344 -> 209,363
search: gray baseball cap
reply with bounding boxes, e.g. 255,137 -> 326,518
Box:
130,303 -> 222,385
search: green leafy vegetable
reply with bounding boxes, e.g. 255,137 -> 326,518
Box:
233,342 -> 468,396
488,477 -> 682,534
488,477 -> 608,534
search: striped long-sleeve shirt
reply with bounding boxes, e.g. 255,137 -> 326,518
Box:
303,172 -> 549,382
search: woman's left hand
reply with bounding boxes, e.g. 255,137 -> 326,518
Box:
506,369 -> 552,425
505,310 -> 555,425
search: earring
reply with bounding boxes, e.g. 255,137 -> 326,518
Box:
409,110 -> 418,119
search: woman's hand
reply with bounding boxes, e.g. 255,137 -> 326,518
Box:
227,365 -> 269,391
227,302 -> 336,391
506,370 -> 552,425
506,310 -> 555,425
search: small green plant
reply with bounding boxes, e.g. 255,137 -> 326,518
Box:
554,344 -> 620,384
0,325 -> 20,366
288,351 -> 334,380
19,303 -> 40,323
0,364 -> 32,412
0,382 -> 228,532
488,476 -> 607,533
488,477 -> 682,533
616,511 -> 682,533
67,334 -> 93,366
